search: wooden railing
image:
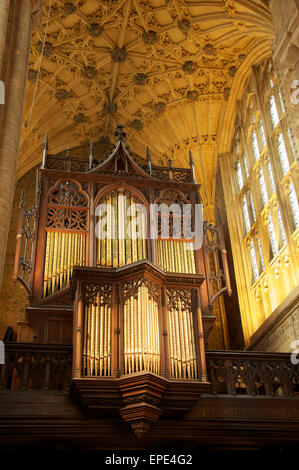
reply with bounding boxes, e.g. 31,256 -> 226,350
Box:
206,351 -> 299,397
0,345 -> 298,398
0,343 -> 72,391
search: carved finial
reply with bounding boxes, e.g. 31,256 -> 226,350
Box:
189,149 -> 196,183
66,145 -> 70,159
41,134 -> 48,169
168,158 -> 173,169
114,123 -> 126,143
19,188 -> 25,208
131,421 -> 151,438
146,146 -> 152,175
89,139 -> 94,170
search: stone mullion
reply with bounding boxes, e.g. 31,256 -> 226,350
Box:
252,65 -> 298,277
220,152 -> 254,344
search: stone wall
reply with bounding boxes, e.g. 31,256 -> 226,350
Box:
0,167 -> 37,339
249,286 -> 299,352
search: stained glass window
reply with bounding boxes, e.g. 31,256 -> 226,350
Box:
289,183 -> 299,228
267,160 -> 275,194
252,131 -> 259,161
269,95 -> 279,128
259,121 -> 266,147
243,197 -> 251,233
259,168 -> 268,206
250,240 -> 259,281
243,154 -> 249,179
277,134 -> 290,175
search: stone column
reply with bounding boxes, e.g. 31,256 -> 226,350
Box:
269,0 -> 299,149
0,0 -> 42,290
0,0 -> 10,77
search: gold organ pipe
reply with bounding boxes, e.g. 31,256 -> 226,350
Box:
95,294 -> 99,375
168,309 -> 174,377
51,232 -> 58,294
104,298 -> 108,375
118,193 -> 125,267
43,234 -> 50,297
124,302 -> 128,374
59,232 -> 65,289
48,232 -> 54,293
106,194 -> 112,267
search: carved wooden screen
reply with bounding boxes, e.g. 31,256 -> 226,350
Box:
167,289 -> 197,379
155,190 -> 196,274
43,180 -> 88,297
82,283 -> 112,377
122,279 -> 160,375
96,186 -> 147,268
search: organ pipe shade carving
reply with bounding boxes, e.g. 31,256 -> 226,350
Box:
82,284 -> 112,377
43,180 -> 88,297
43,232 -> 86,297
96,188 -> 147,267
157,239 -> 196,273
123,281 -> 160,375
167,289 -> 197,379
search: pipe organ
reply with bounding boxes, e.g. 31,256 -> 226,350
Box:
14,124 -> 231,435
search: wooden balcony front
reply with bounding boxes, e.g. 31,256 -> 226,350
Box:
0,342 -> 298,450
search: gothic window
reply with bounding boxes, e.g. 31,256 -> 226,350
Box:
267,160 -> 275,194
268,214 -> 278,257
243,154 -> 249,179
242,197 -> 251,233
277,134 -> 290,176
259,121 -> 266,148
269,95 -> 279,129
252,131 -> 260,161
289,183 -> 299,228
250,240 -> 259,282
259,168 -> 268,206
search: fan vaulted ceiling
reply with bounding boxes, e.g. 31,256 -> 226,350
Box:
19,0 -> 273,205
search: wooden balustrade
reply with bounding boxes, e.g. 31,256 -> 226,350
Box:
0,343 -> 72,391
0,343 -> 298,399
206,351 -> 299,397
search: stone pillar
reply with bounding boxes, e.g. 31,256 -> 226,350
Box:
0,0 -> 42,290
268,0 -> 299,149
0,0 -> 10,77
